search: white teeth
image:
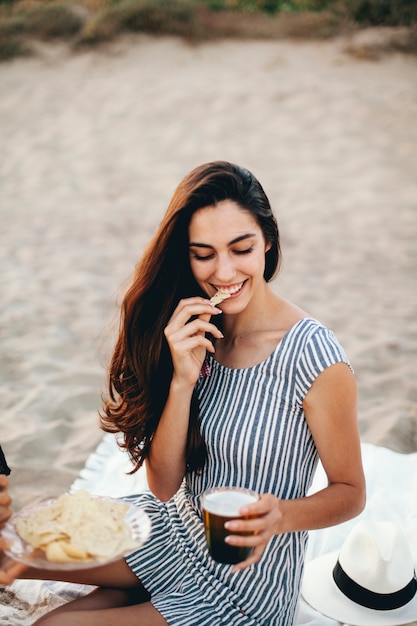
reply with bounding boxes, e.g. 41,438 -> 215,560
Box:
218,283 -> 242,295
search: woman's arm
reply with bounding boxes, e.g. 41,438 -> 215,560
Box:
225,363 -> 366,570
145,376 -> 195,501
146,297 -> 223,501
281,362 -> 366,529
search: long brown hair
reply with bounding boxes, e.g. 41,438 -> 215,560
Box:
100,161 -> 281,473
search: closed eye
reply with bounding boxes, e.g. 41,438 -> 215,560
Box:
191,252 -> 215,261
191,247 -> 253,261
234,247 -> 253,255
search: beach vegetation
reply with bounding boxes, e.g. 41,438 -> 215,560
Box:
343,0 -> 417,26
0,34 -> 30,61
0,0 -> 416,61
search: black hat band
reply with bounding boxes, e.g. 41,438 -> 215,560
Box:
333,560 -> 417,611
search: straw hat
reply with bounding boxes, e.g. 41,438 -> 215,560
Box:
302,521 -> 417,626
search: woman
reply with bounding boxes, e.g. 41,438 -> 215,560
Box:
1,161 -> 365,625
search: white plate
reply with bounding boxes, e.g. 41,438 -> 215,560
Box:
3,495 -> 151,570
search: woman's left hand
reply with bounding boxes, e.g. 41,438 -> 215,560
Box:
224,494 -> 282,571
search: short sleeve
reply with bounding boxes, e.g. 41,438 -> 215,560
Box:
294,325 -> 352,404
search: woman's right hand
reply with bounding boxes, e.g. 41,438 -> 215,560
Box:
164,297 -> 223,386
0,476 -> 28,585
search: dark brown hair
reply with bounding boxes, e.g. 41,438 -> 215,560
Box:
100,161 -> 281,473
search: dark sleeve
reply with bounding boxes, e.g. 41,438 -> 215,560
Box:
0,445 -> 11,475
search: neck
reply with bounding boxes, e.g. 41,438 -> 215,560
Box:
221,285 -> 277,338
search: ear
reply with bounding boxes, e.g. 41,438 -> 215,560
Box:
265,241 -> 272,253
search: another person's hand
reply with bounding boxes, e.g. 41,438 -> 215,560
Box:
0,537 -> 28,586
0,475 -> 28,585
0,475 -> 12,527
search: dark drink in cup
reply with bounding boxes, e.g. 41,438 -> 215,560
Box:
201,487 -> 258,564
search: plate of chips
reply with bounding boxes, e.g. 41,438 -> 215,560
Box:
3,490 -> 151,570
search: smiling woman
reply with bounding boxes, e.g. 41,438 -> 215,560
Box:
101,161 -> 283,475
1,161 -> 365,626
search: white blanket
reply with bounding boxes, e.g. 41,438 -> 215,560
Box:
2,436 -> 417,625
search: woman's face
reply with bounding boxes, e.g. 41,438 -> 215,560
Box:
188,200 -> 270,312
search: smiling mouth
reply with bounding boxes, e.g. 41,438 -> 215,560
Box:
212,282 -> 245,297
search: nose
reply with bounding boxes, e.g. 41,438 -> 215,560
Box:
214,253 -> 236,284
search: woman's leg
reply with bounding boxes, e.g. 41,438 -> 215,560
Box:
24,557 -> 168,625
33,587 -> 167,625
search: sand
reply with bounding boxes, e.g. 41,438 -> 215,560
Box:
0,33 -> 416,517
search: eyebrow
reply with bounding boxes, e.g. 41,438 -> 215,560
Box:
189,233 -> 256,249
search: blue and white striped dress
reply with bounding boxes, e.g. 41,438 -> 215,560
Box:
126,318 -> 351,625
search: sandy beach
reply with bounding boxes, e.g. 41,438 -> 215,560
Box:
0,32 -> 416,513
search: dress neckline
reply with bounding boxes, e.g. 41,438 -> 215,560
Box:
207,317 -> 317,374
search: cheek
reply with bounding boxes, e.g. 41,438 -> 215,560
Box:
243,251 -> 265,274
189,259 -> 210,283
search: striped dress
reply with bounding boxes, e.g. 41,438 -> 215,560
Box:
126,318 -> 351,625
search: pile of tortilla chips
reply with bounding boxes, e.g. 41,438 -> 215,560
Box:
16,490 -> 137,563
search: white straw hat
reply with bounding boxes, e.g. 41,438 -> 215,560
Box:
302,521 -> 417,626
